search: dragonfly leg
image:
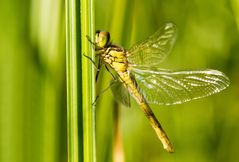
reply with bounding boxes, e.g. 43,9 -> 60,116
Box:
83,53 -> 100,71
86,35 -> 96,48
105,65 -> 117,81
95,58 -> 102,82
92,80 -> 116,105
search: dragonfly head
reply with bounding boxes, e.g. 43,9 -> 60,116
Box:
95,30 -> 111,48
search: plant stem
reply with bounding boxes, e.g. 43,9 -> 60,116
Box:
81,0 -> 96,161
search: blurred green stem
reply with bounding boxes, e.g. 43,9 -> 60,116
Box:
113,103 -> 125,162
231,0 -> 239,30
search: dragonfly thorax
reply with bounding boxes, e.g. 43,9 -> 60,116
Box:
103,47 -> 128,73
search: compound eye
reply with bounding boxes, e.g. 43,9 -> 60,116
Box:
95,31 -> 110,48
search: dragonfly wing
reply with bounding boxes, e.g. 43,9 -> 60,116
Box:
128,22 -> 177,67
131,66 -> 230,105
110,79 -> 131,107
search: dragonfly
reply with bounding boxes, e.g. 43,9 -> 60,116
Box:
88,22 -> 230,153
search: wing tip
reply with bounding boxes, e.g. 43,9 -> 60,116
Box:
204,69 -> 230,87
164,22 -> 178,32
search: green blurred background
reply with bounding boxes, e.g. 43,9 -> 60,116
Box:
1,0 -> 239,162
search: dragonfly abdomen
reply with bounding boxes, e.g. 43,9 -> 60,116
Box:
118,71 -> 145,104
120,72 -> 174,152
140,102 -> 174,152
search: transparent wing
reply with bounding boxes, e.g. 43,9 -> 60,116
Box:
131,67 -> 230,105
128,22 -> 177,67
110,79 -> 131,107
